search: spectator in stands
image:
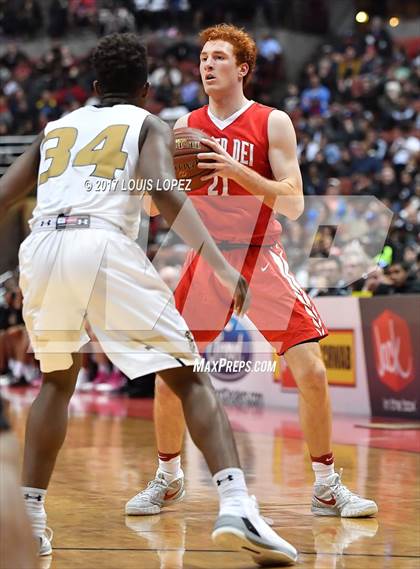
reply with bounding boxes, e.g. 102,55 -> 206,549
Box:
376,165 -> 401,205
349,140 -> 382,176
337,45 -> 361,81
258,33 -> 282,61
0,285 -> 39,385
362,16 -> 393,60
158,90 -> 189,123
0,96 -> 13,134
375,261 -> 420,295
341,245 -> 370,294
180,71 -> 201,110
149,56 -> 182,89
301,74 -> 331,116
283,83 -> 300,114
98,4 -> 136,35
35,89 -> 60,129
361,266 -> 384,295
309,257 -> 348,297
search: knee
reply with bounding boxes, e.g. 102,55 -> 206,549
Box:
296,360 -> 328,398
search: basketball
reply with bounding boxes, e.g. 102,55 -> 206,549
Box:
173,127 -> 214,190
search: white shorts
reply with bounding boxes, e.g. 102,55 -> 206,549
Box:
19,224 -> 201,378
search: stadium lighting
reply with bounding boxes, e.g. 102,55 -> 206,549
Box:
355,11 -> 369,23
389,17 -> 400,27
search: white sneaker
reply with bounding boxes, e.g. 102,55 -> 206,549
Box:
312,469 -> 378,518
212,496 -> 298,566
39,527 -> 53,556
125,471 -> 185,515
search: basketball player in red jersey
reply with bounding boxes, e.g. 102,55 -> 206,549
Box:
127,25 -> 378,519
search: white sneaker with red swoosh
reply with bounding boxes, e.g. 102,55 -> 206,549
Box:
312,469 -> 378,518
125,471 -> 185,515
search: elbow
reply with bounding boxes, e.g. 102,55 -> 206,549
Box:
149,207 -> 161,217
276,190 -> 304,220
288,179 -> 304,219
287,197 -> 304,220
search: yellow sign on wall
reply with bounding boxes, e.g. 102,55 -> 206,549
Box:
320,330 -> 355,386
273,330 -> 356,387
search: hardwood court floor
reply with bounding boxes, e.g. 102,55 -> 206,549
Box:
4,388 -> 420,569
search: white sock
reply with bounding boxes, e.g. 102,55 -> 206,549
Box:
158,455 -> 182,481
22,486 -> 47,538
13,360 -> 24,379
312,461 -> 335,483
8,358 -> 17,374
213,467 -> 249,516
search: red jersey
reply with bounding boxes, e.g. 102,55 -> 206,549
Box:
187,101 -> 282,245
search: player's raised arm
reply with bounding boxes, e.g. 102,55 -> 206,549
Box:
143,113 -> 191,218
267,110 -> 304,219
0,132 -> 44,217
138,114 -> 249,315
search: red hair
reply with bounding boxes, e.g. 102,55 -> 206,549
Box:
199,24 -> 257,85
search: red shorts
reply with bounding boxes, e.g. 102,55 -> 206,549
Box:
174,242 -> 328,355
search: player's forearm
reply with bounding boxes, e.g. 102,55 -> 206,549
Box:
0,157 -> 36,212
0,133 -> 42,218
151,188 -> 228,272
232,165 -> 304,220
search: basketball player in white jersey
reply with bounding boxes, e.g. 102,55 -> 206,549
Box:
0,34 -> 297,566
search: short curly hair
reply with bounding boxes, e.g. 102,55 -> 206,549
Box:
199,24 -> 257,85
92,33 -> 148,96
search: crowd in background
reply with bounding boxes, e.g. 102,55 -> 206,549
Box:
0,16 -> 419,389
0,0 -> 287,39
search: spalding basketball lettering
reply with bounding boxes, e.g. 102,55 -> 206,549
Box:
175,138 -> 201,151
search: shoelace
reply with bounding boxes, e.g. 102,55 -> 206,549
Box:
134,477 -> 168,504
329,469 -> 362,504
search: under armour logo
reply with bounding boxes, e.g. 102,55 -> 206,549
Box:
24,493 -> 42,502
216,474 -> 234,486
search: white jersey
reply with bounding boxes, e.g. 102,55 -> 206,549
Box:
31,104 -> 150,240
